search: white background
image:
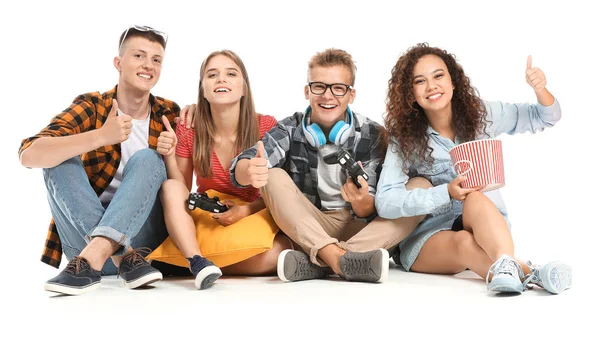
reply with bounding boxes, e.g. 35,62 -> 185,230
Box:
1,0 -> 596,340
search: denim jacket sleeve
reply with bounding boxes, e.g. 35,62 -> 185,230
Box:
375,142 -> 451,219
229,122 -> 290,188
484,99 -> 561,138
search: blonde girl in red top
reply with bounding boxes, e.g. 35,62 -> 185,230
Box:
158,50 -> 291,290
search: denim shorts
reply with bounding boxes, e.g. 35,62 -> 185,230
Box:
396,200 -> 511,271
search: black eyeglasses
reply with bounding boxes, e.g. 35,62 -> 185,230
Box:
308,82 -> 353,96
119,25 -> 168,52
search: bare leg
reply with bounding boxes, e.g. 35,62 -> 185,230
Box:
222,234 -> 293,276
462,191 -> 514,260
317,244 -> 345,275
80,237 -> 121,271
159,179 -> 201,258
411,230 -> 493,278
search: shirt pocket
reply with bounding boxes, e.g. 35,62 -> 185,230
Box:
415,161 -> 453,186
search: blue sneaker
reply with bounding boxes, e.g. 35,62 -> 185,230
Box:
119,248 -> 163,289
188,255 -> 222,290
523,261 -> 572,294
487,255 -> 524,293
44,256 -> 101,295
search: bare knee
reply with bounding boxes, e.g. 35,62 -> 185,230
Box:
463,191 -> 492,209
406,177 -> 433,191
453,230 -> 477,269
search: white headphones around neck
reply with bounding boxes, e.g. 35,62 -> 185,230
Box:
302,106 -> 354,148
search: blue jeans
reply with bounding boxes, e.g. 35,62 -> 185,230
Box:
43,149 -> 168,275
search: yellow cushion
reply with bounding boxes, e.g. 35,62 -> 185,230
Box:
147,190 -> 279,268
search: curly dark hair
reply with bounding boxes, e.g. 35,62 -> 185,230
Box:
384,43 -> 488,169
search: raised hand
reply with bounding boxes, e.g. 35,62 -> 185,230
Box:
157,115 -> 177,156
176,104 -> 196,129
101,99 -> 132,145
525,55 -> 547,92
247,141 -> 269,188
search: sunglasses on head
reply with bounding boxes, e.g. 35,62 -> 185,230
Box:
119,25 -> 168,52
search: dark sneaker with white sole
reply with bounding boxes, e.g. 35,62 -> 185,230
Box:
188,255 -> 222,290
44,256 -> 101,295
339,248 -> 389,283
119,248 -> 163,289
277,249 -> 332,282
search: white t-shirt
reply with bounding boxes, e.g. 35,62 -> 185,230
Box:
317,144 -> 347,210
98,108 -> 150,204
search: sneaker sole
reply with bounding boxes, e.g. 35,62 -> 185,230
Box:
195,265 -> 222,290
123,271 -> 163,289
542,261 -> 572,294
44,281 -> 101,296
488,274 -> 523,293
377,248 -> 390,283
277,250 -> 293,282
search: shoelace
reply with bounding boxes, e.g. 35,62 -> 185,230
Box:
345,255 -> 371,276
486,256 -> 524,286
522,260 -> 539,290
64,257 -> 88,275
118,247 -> 152,276
297,257 -> 321,277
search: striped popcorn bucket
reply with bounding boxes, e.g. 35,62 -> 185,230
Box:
448,139 -> 505,192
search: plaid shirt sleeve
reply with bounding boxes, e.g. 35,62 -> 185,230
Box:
19,93 -> 99,156
229,118 -> 294,187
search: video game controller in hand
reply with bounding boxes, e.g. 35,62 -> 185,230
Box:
335,149 -> 369,188
187,192 -> 229,213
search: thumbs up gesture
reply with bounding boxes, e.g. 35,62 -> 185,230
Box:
247,141 -> 269,188
157,115 -> 178,156
101,99 -> 132,145
525,55 -> 547,92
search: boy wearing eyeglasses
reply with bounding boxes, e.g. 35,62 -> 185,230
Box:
231,48 -> 425,283
19,26 -> 180,295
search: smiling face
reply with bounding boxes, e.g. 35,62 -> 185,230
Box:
412,54 -> 454,116
304,65 -> 355,130
201,54 -> 244,106
114,36 -> 164,93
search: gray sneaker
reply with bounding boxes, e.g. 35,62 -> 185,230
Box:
339,248 -> 389,283
277,250 -> 332,282
523,261 -> 572,294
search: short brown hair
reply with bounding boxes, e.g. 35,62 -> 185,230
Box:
118,26 -> 167,54
308,48 -> 357,86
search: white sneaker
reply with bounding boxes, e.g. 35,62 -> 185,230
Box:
523,261 -> 572,294
487,255 -> 524,293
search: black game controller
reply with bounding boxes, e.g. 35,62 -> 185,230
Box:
336,149 -> 369,188
187,192 -> 229,213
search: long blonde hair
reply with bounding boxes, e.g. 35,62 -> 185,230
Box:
193,50 -> 259,177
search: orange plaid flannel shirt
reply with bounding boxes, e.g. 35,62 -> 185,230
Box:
19,86 -> 180,268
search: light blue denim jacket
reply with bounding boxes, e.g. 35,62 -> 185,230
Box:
375,100 -> 562,220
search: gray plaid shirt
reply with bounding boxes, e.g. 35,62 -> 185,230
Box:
230,110 -> 385,210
